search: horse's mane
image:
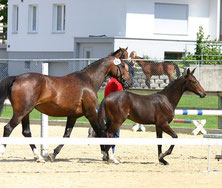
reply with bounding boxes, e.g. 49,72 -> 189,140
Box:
82,58 -> 106,71
69,49 -> 122,75
67,57 -> 108,76
109,48 -> 122,57
82,49 -> 121,71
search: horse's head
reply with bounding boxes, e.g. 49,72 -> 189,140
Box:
108,59 -> 132,89
109,47 -> 128,60
184,68 -> 206,98
107,47 -> 131,88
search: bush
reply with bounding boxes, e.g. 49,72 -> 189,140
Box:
182,26 -> 222,65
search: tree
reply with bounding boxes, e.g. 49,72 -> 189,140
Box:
182,26 -> 222,65
0,0 -> 8,25
0,0 -> 8,40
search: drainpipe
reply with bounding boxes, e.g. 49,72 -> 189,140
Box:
217,0 -> 221,40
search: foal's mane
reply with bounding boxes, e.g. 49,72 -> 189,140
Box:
158,76 -> 184,94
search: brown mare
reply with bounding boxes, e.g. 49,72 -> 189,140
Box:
135,56 -> 180,88
0,47 -> 131,162
98,68 -> 206,165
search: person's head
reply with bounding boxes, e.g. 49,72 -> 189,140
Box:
130,51 -> 137,59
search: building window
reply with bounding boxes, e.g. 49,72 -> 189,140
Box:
12,5 -> 19,33
154,3 -> 188,35
25,61 -> 31,70
28,5 -> 38,33
164,52 -> 184,60
53,4 -> 66,32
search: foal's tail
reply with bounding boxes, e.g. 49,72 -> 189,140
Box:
0,76 -> 16,114
174,63 -> 180,78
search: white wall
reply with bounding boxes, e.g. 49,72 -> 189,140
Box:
208,0 -> 219,39
7,0 -> 219,53
126,0 -> 215,40
7,0 -> 127,52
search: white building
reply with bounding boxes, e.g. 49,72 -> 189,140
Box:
5,0 -> 222,76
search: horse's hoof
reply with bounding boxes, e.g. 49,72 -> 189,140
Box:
108,157 -> 120,164
159,159 -> 169,165
36,158 -> 46,163
48,153 -> 56,162
102,155 -> 108,161
112,159 -> 120,164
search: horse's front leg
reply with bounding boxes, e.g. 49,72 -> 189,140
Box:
145,76 -> 151,88
48,116 -> 76,162
157,123 -> 178,165
156,126 -> 166,165
168,75 -> 174,83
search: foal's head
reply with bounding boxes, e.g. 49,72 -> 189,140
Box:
184,68 -> 206,98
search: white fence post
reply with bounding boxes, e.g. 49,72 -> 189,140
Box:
41,62 -> 48,157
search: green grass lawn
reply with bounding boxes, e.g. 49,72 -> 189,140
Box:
0,93 -> 219,129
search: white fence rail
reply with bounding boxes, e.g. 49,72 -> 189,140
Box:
0,137 -> 222,145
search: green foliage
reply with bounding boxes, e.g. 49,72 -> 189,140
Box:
0,94 -> 219,129
0,0 -> 7,24
182,26 -> 222,65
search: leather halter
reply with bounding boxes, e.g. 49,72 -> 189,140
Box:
115,63 -> 129,89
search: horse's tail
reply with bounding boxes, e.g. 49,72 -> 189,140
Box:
97,99 -> 107,137
174,63 -> 180,78
0,76 -> 16,114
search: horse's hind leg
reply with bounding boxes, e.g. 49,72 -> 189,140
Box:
48,116 -> 76,162
0,115 -> 23,158
21,114 -> 44,162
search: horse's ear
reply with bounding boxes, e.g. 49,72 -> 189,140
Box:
126,47 -> 128,50
191,68 -> 196,75
186,68 -> 191,75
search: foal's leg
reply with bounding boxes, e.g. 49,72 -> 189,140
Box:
156,126 -> 164,164
157,123 -> 178,165
85,108 -> 119,163
22,114 -> 44,162
104,120 -> 124,164
48,116 -> 76,162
